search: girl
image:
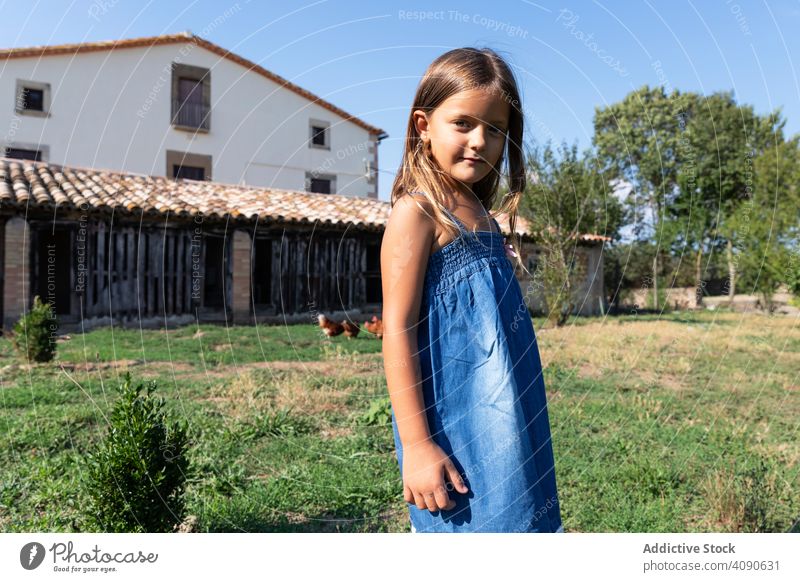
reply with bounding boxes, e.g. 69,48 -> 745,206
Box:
380,47 -> 564,533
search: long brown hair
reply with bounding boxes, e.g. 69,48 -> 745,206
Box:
390,47 -> 527,271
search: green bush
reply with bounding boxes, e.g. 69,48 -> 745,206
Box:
355,397 -> 393,426
786,249 -> 800,300
12,295 -> 57,363
82,372 -> 191,532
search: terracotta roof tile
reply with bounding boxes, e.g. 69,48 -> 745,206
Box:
493,208 -> 611,244
0,157 -> 390,230
0,157 -> 610,243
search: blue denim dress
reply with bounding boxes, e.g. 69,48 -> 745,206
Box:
390,204 -> 563,533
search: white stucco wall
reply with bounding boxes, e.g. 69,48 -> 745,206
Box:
0,42 -> 377,197
515,242 -> 607,316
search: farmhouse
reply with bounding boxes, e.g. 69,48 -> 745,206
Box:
0,157 -> 609,332
0,32 -> 387,198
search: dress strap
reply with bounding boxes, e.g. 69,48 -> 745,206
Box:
409,191 -> 498,236
439,206 -> 468,235
408,191 -> 468,234
443,204 -> 502,236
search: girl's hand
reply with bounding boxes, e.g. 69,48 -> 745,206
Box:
402,440 -> 469,512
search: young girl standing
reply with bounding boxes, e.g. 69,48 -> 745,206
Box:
381,47 -> 563,533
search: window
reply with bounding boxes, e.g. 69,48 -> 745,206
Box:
32,226 -> 72,316
311,126 -> 327,146
310,178 -> 331,194
309,119 -> 330,149
252,238 -> 273,305
171,63 -> 210,131
528,253 -> 539,274
203,235 -> 225,308
364,242 -> 382,303
5,147 -> 43,161
23,88 -> 44,111
166,150 -> 212,181
305,172 -> 336,194
173,165 -> 205,180
15,80 -> 51,117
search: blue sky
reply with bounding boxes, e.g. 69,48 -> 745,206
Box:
1,0 -> 798,200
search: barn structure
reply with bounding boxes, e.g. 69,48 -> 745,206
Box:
0,157 -> 610,332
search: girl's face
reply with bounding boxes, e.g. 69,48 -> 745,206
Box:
413,88 -> 509,189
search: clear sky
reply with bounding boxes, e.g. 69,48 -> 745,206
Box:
1,0 -> 798,201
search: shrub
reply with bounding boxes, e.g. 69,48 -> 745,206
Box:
12,295 -> 57,363
82,372 -> 191,532
356,397 -> 393,426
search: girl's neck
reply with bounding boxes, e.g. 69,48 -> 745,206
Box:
453,187 -> 484,209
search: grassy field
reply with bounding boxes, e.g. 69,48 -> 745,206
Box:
0,310 -> 797,532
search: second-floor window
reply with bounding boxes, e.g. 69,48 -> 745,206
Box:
173,164 -> 205,180
5,146 -> 44,161
22,88 -> 44,111
171,63 -> 211,131
15,80 -> 51,117
166,150 -> 212,181
309,119 -> 330,149
306,172 -> 336,194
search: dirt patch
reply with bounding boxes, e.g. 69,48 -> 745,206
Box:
247,357 -> 384,378
59,360 -> 198,375
319,426 -> 354,439
198,364 -> 357,419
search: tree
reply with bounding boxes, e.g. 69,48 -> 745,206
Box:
594,85 -> 694,309
728,136 -> 800,309
595,86 -> 787,308
521,141 -> 625,325
670,91 -> 783,304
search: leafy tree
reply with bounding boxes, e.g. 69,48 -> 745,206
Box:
670,91 -> 783,304
595,85 -> 788,308
728,137 -> 800,309
594,85 -> 695,309
521,141 -> 625,325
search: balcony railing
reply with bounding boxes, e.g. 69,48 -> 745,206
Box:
172,99 -> 210,131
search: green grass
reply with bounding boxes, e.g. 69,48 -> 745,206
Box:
0,311 -> 797,532
42,322 -> 383,366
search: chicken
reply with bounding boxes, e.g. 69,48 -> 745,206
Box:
318,314 -> 344,338
341,320 -> 360,339
363,315 -> 384,339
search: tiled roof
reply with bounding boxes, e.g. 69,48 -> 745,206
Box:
0,157 -> 611,243
0,157 -> 387,229
493,213 -> 611,244
0,32 -> 386,137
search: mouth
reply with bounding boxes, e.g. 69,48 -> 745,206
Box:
461,157 -> 484,163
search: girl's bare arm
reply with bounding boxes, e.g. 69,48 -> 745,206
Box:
380,195 -> 435,447
381,196 -> 469,512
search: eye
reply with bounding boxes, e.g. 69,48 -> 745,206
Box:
454,120 -> 470,128
489,125 -> 507,136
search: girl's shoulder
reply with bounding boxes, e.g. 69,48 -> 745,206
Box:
393,191 -> 435,215
385,193 -> 438,263
389,192 -> 437,232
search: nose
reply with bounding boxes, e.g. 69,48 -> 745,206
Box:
467,126 -> 487,155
